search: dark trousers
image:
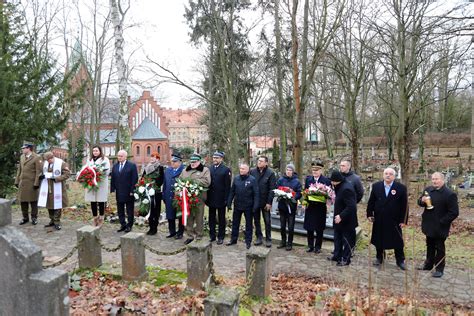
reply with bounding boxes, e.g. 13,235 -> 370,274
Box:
231,209 -> 253,244
209,206 -> 226,240
168,207 -> 184,237
47,209 -> 62,225
376,248 -> 405,264
117,200 -> 134,228
279,203 -> 296,245
334,229 -> 356,263
253,206 -> 271,241
91,202 -> 105,216
148,193 -> 162,232
425,236 -> 446,272
21,202 -> 38,220
307,230 -> 324,250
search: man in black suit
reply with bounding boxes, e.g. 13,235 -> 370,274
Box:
327,171 -> 357,266
206,151 -> 232,245
111,150 -> 138,233
367,167 -> 408,270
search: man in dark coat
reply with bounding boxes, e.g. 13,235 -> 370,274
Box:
250,156 -> 276,247
111,150 -> 139,233
339,159 -> 364,203
227,163 -> 259,249
15,143 -> 42,225
206,151 -> 232,245
327,171 -> 357,266
417,172 -> 459,278
163,153 -> 185,239
303,162 -> 332,253
367,167 -> 408,270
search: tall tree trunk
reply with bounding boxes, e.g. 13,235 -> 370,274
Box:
110,0 -> 131,152
274,0 -> 286,173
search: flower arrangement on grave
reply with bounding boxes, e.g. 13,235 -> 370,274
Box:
302,182 -> 335,206
76,162 -> 106,191
134,177 -> 156,216
173,178 -> 207,226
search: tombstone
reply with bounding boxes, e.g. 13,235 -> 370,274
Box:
0,199 -> 69,316
186,240 -> 213,291
246,247 -> 271,298
77,225 -> 102,269
204,287 -> 240,315
120,232 -> 147,281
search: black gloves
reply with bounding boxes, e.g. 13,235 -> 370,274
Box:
38,175 -> 45,181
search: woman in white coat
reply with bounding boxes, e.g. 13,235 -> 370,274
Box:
84,145 -> 110,226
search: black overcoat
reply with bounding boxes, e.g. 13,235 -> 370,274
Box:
333,179 -> 357,231
111,160 -> 138,203
303,175 -> 331,232
417,185 -> 459,239
206,163 -> 232,208
367,181 -> 408,250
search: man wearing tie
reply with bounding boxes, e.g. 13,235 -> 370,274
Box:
367,167 -> 408,270
206,151 -> 232,245
111,150 -> 138,233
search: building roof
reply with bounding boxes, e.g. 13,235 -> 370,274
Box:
132,117 -> 167,140
163,108 -> 205,128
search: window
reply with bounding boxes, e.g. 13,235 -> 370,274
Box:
136,146 -> 140,156
146,146 -> 151,157
157,146 -> 161,154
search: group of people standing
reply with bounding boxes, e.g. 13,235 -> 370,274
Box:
15,143 -> 459,278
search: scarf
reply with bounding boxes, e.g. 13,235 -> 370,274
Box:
38,158 -> 63,209
145,161 -> 161,175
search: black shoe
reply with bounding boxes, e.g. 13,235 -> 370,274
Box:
124,226 -> 132,233
175,234 -> 183,240
166,233 -> 176,238
265,240 -> 272,248
210,237 -> 216,243
184,238 -> 194,245
286,245 -> 292,251
314,248 -> 321,254
246,243 -> 251,249
277,243 -> 286,249
373,259 -> 383,266
327,256 -> 338,262
146,229 -> 157,236
19,219 -> 29,225
432,271 -> 443,278
397,262 -> 406,271
417,265 -> 433,271
226,240 -> 237,246
254,237 -> 263,246
216,239 -> 224,245
336,260 -> 350,266
54,224 -> 62,231
306,247 -> 314,253
32,218 -> 38,225
44,222 -> 55,228
117,226 -> 127,232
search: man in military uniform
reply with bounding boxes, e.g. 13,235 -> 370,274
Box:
180,153 -> 211,244
38,152 -> 70,230
15,143 -> 42,225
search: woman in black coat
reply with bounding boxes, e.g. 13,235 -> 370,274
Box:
303,162 -> 331,253
141,152 -> 164,235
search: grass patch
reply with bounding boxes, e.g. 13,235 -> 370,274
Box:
146,266 -> 187,287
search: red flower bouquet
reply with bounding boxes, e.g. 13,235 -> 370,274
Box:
76,165 -> 104,191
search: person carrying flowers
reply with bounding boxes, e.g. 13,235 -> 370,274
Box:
139,152 -> 164,235
302,162 -> 333,253
274,163 -> 302,251
78,145 -> 110,226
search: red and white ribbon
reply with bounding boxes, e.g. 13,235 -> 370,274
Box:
180,187 -> 190,226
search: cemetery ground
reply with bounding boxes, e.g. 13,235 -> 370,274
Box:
9,176 -> 473,316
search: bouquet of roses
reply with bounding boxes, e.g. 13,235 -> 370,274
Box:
134,177 -> 156,216
173,178 -> 207,226
273,186 -> 296,203
76,162 -> 105,191
302,182 -> 335,205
